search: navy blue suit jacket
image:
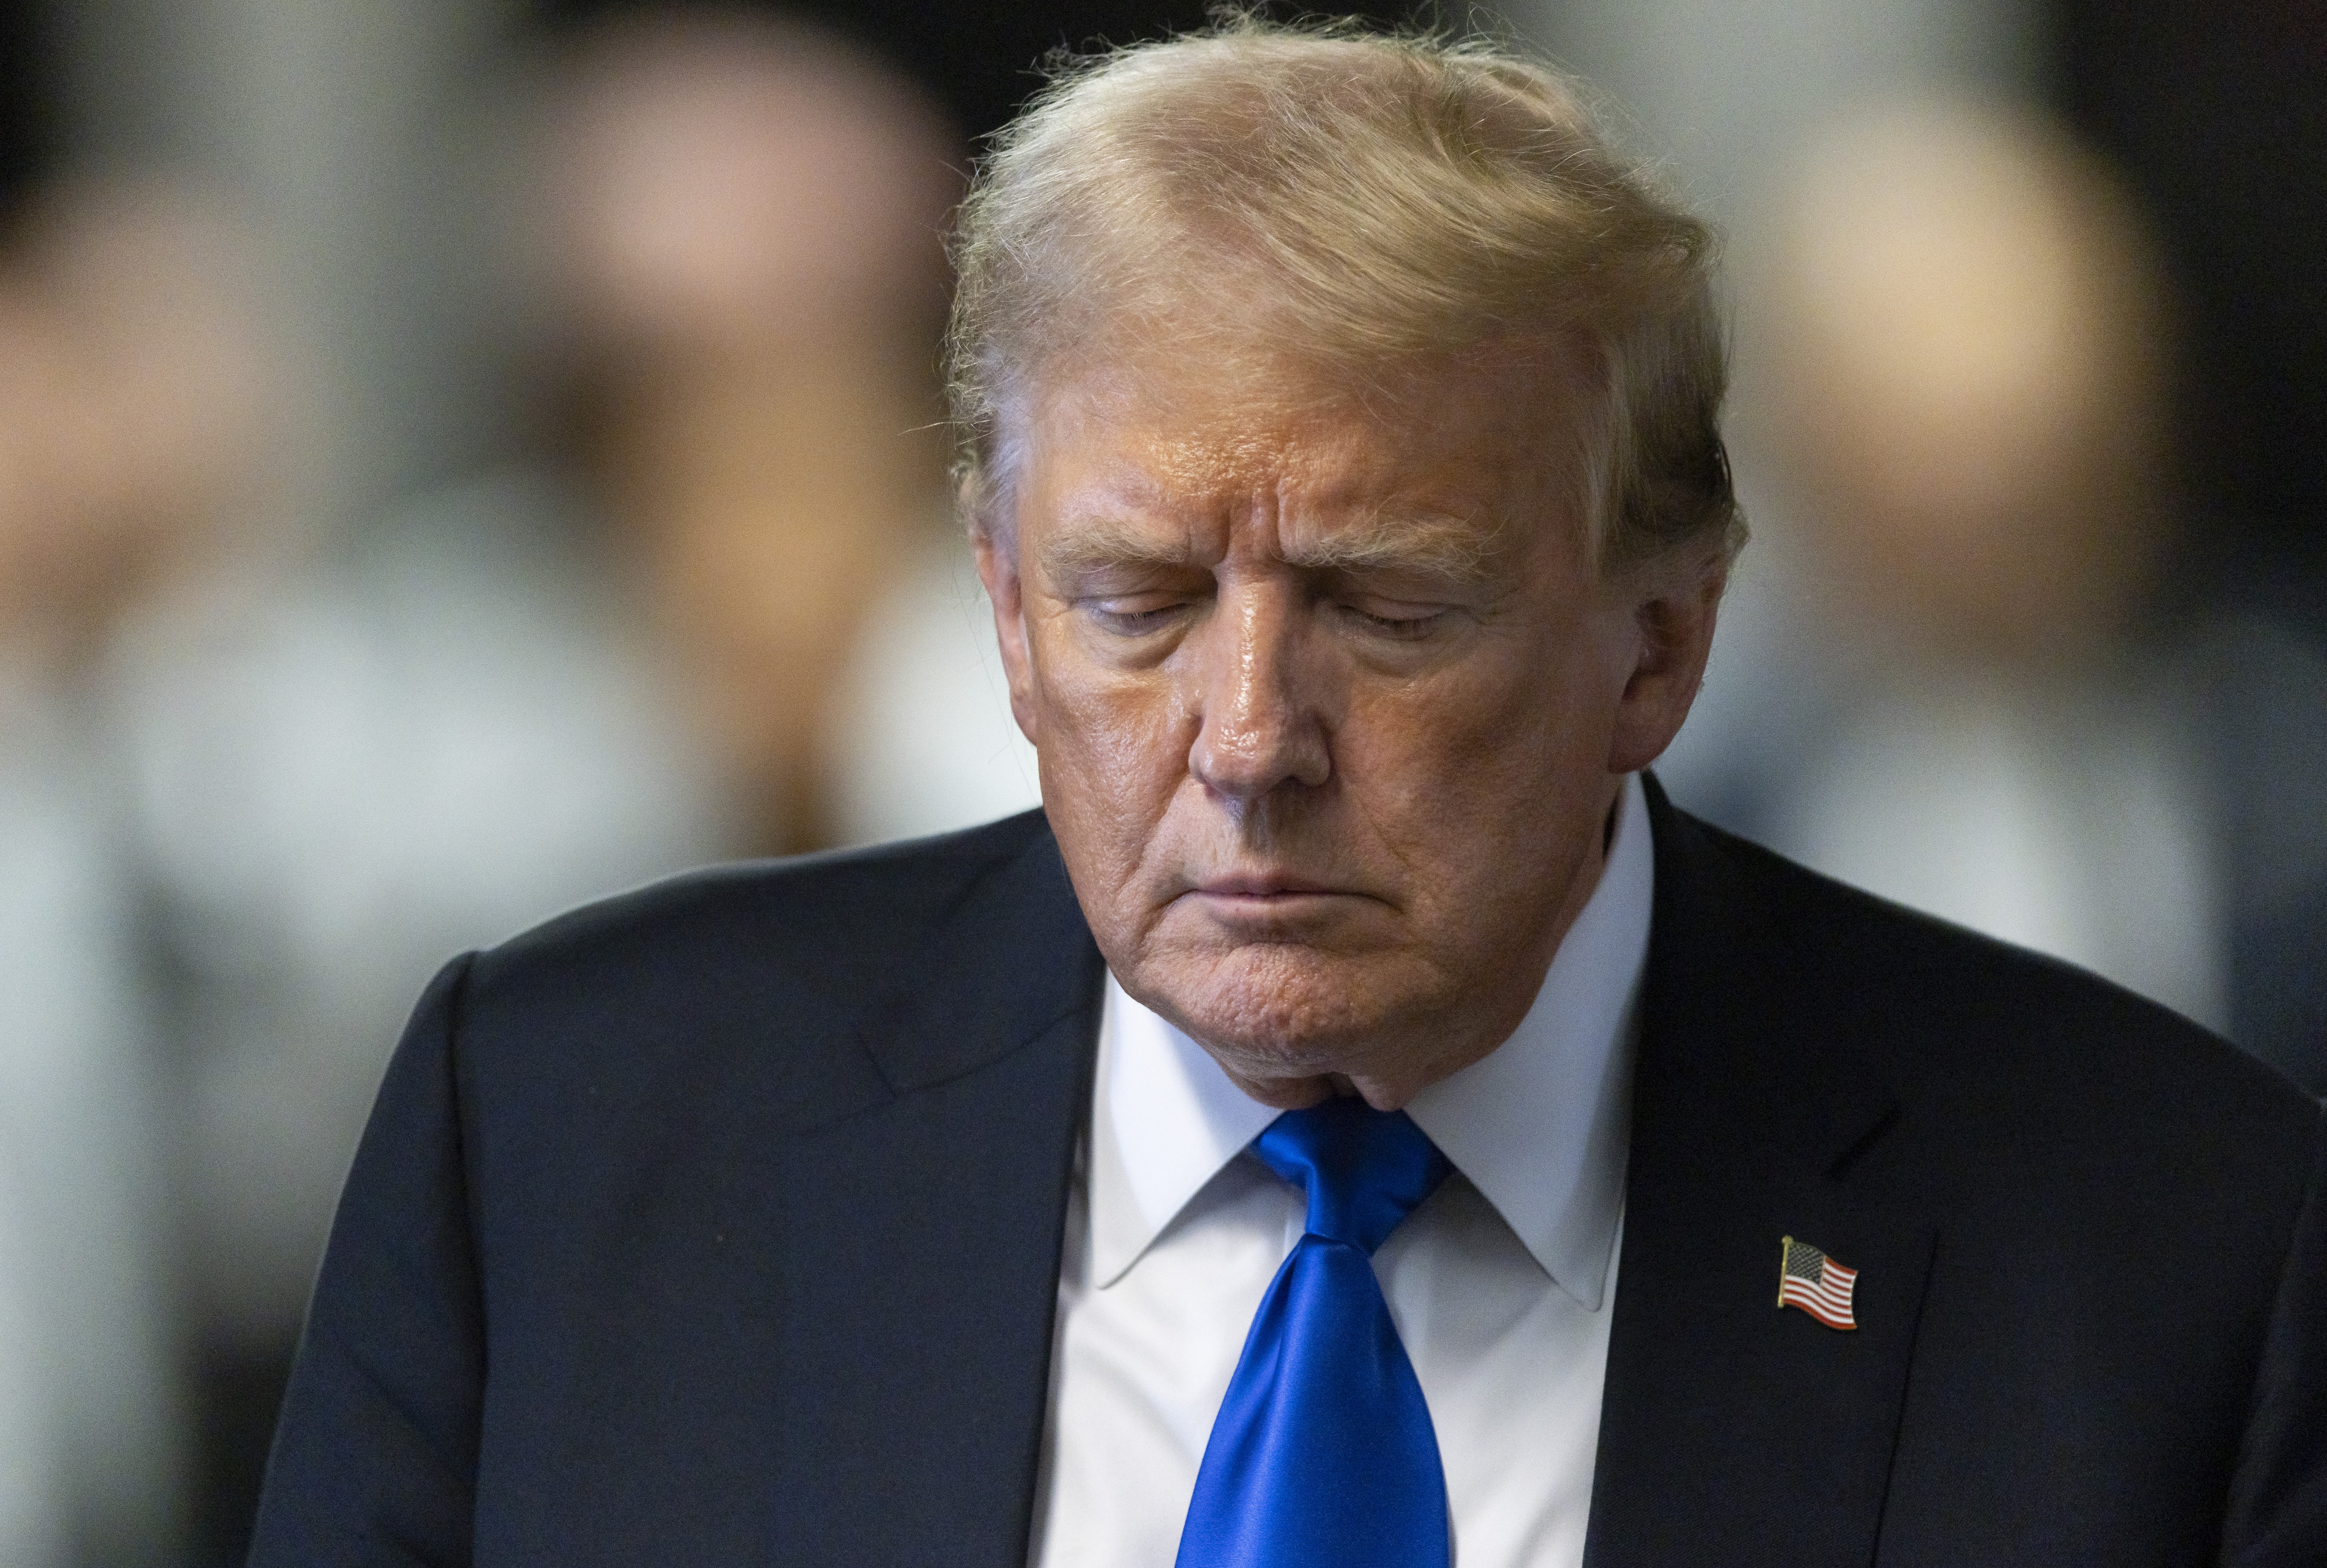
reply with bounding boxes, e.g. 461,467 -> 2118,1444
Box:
250,781 -> 2327,1565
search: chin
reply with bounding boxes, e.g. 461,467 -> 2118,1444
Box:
1132,938 -> 1438,1069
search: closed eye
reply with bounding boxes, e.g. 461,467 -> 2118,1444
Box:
1086,598 -> 1196,636
1338,602 -> 1455,641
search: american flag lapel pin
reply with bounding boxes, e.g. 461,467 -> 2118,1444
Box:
1777,1236 -> 1859,1330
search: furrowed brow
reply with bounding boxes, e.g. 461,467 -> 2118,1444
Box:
1035,516 -> 1201,582
1280,512 -> 1500,584
1034,510 -> 1504,585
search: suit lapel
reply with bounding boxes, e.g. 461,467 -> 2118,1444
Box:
1586,783 -> 1937,1568
773,822 -> 1104,1567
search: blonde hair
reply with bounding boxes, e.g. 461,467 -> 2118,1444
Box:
946,16 -> 1743,565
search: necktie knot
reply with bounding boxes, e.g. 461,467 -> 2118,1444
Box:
1251,1098 -> 1450,1255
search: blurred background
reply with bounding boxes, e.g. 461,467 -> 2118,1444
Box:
0,0 -> 2318,1562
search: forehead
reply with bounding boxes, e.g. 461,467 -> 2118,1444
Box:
1014,339 -> 1591,547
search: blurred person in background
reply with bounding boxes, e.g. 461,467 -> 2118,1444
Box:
5,166 -> 710,1565
516,4 -> 1036,854
107,410 -> 729,1561
0,178 -> 264,1567
86,178 -> 726,1568
1689,103 -> 2327,1092
2054,0 -> 2327,623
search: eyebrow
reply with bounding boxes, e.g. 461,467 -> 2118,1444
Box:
1037,509 -> 1501,585
1036,515 -> 1197,582
1283,511 -> 1499,583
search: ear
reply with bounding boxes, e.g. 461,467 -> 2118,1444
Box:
972,523 -> 1042,748
1606,544 -> 1728,774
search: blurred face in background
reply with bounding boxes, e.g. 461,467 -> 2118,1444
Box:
537,13 -> 960,851
0,183 -> 279,675
979,338 -> 1723,1109
1760,104 -> 2172,673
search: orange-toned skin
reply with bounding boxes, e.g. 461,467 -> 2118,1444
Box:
977,346 -> 1725,1111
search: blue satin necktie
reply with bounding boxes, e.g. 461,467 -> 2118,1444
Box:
1175,1096 -> 1454,1568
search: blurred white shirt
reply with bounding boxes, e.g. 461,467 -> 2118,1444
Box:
1774,670 -> 2227,1033
826,534 -> 1040,846
111,474 -> 732,1345
0,681 -> 178,1564
1028,774 -> 1653,1568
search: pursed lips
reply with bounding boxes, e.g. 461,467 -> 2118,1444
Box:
1195,872 -> 1345,897
1176,874 -> 1389,921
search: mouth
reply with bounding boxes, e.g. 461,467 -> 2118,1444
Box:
1193,873 -> 1346,898
1176,872 -> 1378,930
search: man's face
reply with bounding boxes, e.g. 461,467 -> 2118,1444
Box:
978,343 -> 1718,1108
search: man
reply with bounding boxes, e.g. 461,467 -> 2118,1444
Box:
251,22 -> 2326,1567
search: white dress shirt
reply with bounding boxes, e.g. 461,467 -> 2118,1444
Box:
1028,774 -> 1654,1568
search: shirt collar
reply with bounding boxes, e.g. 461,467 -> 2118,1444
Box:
1090,773 -> 1653,1310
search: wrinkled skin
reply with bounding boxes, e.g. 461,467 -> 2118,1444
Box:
977,345 -> 1724,1110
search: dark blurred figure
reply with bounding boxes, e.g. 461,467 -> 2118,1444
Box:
2054,0 -> 2327,600
2051,1 -> 2327,1086
1685,102 -> 2327,1092
0,0 -> 56,212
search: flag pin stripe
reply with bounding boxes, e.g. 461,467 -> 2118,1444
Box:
1777,1234 -> 1859,1330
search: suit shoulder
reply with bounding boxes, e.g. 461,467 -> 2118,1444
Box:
440,811 -> 1062,1115
1678,809 -> 2317,1140
485,808 -> 1054,980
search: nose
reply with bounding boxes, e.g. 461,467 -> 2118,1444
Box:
1187,581 -> 1332,803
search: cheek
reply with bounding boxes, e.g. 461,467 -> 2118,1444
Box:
1342,625 -> 1620,859
1025,620 -> 1193,840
